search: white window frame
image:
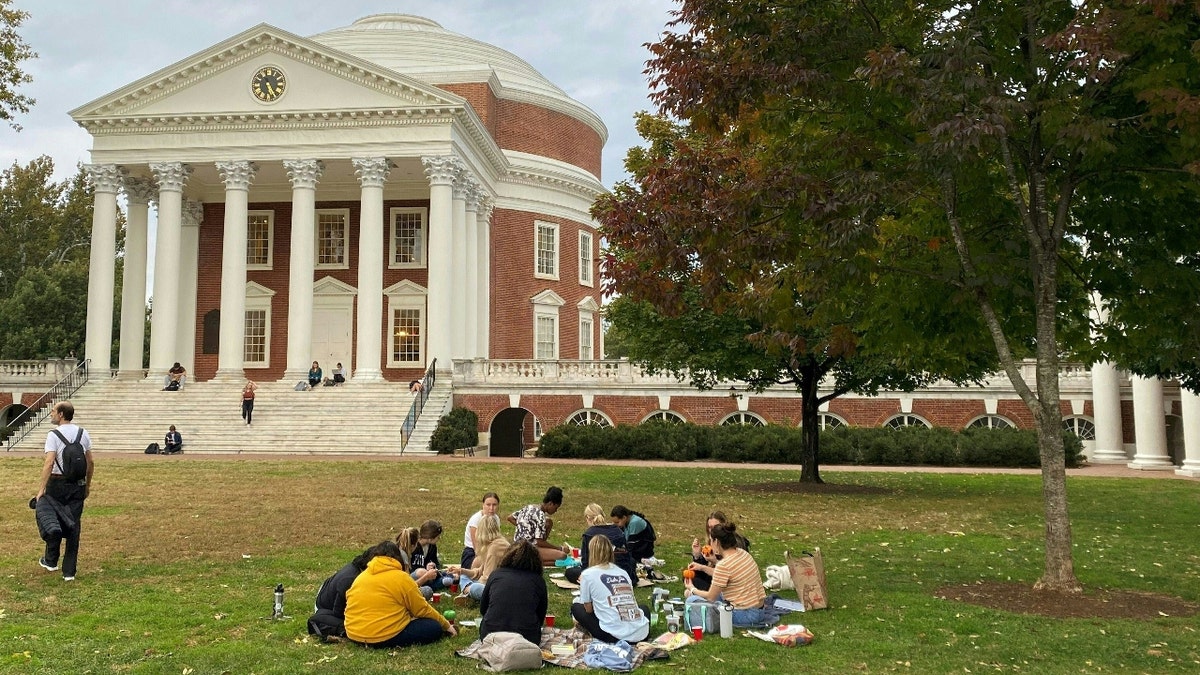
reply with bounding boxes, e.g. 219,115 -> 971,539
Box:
642,410 -> 687,424
567,409 -> 612,427
578,230 -> 594,287
966,414 -> 1016,430
1062,416 -> 1097,440
579,312 -> 594,360
535,220 -> 560,280
314,208 -> 350,270
532,290 -> 564,360
246,210 -> 274,270
883,414 -> 932,429
243,282 -> 275,368
384,281 -> 427,368
389,207 -> 428,269
720,411 -> 766,426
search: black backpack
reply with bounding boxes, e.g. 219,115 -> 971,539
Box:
52,429 -> 88,482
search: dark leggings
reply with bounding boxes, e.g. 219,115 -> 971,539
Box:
43,481 -> 86,578
242,399 -> 254,424
358,618 -> 445,649
570,603 -> 650,644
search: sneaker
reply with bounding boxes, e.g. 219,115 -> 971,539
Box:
62,576 -> 75,581
39,558 -> 58,572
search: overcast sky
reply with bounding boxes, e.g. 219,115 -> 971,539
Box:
3,0 -> 678,188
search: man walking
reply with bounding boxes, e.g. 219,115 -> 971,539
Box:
36,401 -> 93,581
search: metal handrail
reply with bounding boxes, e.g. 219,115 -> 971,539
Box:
400,359 -> 438,454
4,360 -> 91,451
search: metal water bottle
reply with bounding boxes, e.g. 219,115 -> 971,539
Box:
718,603 -> 733,638
273,583 -> 285,619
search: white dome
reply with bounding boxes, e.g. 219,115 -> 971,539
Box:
310,14 -> 606,139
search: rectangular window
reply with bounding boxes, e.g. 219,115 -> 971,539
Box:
535,315 -> 557,359
535,221 -> 559,280
579,231 -> 594,286
391,308 -> 423,364
244,309 -> 267,365
315,209 -> 349,268
579,314 -> 594,360
246,212 -> 273,269
390,208 -> 427,268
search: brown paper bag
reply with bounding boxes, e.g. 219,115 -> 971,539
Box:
785,549 -> 828,610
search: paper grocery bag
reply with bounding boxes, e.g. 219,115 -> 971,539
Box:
785,549 -> 828,610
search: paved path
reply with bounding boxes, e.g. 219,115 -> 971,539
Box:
3,450 -> 1193,480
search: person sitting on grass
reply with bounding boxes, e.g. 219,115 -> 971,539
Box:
448,514 -> 509,604
344,541 -> 457,649
307,542 -> 391,641
564,503 -> 635,585
571,534 -> 650,644
479,540 -> 548,646
610,505 -> 656,564
508,486 -> 569,566
685,522 -> 774,627
690,509 -> 751,592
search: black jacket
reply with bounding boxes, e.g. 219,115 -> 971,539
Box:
480,567 -> 548,646
35,494 -> 77,541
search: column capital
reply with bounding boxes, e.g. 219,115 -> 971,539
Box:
453,171 -> 477,200
464,184 -> 484,213
422,155 -> 463,186
284,159 -> 324,189
215,160 -> 258,190
352,157 -> 391,187
149,162 -> 192,192
477,192 -> 494,221
122,176 -> 156,205
182,200 -> 205,228
84,164 -> 124,194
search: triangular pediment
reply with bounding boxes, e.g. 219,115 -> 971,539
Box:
531,289 -> 565,306
384,279 -> 428,296
70,24 -> 464,124
313,276 -> 357,296
245,281 -> 276,298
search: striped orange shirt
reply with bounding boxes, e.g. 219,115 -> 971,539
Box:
712,548 -> 766,609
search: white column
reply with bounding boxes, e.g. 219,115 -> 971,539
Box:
83,164 -> 123,375
1128,375 -> 1174,469
476,196 -> 493,358
1090,361 -> 1127,463
1178,388 -> 1200,477
423,156 -> 462,372
451,174 -> 469,359
147,162 -> 190,381
352,157 -> 390,381
464,184 -> 481,358
215,161 -> 257,379
178,200 -> 203,374
117,176 -> 154,379
282,159 -> 323,381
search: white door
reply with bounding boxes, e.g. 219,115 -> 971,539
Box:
311,306 -> 352,377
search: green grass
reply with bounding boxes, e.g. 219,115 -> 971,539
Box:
1,458 -> 1197,673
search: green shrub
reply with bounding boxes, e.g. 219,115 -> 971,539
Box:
536,420 -> 1082,469
430,407 -> 479,455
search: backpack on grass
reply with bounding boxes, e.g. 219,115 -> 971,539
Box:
52,429 -> 88,481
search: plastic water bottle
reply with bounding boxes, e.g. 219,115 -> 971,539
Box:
273,583 -> 284,619
718,603 -> 733,638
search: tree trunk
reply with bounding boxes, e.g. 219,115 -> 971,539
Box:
799,368 -> 823,483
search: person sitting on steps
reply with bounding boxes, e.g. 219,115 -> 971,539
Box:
164,362 -> 186,390
164,425 -> 183,454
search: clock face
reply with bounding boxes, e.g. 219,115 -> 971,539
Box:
251,66 -> 287,102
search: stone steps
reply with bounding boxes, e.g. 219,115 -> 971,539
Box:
13,377 -> 453,455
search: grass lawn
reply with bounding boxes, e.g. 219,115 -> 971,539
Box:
0,457 -> 1197,674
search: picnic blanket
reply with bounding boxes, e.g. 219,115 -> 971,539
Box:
456,626 -> 669,670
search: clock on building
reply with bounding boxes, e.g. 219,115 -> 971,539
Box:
250,66 -> 287,102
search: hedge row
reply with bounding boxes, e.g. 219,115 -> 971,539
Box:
536,422 -> 1085,468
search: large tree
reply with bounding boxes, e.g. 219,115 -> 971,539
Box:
0,0 -> 35,129
629,1 -> 1200,593
597,113 -> 998,482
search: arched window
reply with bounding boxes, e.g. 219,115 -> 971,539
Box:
1062,416 -> 1096,440
966,415 -> 1016,430
642,410 -> 686,424
567,410 -> 612,427
884,414 -> 931,430
720,412 -> 766,426
818,413 -> 847,430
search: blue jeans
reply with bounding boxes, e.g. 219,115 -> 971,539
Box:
360,618 -> 445,649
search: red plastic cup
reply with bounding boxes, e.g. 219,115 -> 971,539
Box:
691,626 -> 703,641
450,583 -> 459,594
545,614 -> 556,627
571,547 -> 580,558
432,592 -> 441,603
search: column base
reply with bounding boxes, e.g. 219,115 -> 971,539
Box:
353,369 -> 383,382
1127,456 -> 1177,471
1090,448 -> 1131,464
114,370 -> 144,381
1175,462 -> 1200,478
213,369 -> 246,382
281,369 -> 309,383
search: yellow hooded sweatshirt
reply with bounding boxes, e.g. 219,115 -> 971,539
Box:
344,555 -> 450,644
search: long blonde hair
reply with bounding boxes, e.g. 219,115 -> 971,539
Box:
584,503 -> 607,527
396,527 -> 420,556
475,514 -> 503,551
587,533 -> 615,568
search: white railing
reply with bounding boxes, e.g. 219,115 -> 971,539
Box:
0,358 -> 80,383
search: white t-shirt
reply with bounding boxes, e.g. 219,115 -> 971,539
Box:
578,564 -> 649,643
45,423 -> 92,476
464,510 -> 484,549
